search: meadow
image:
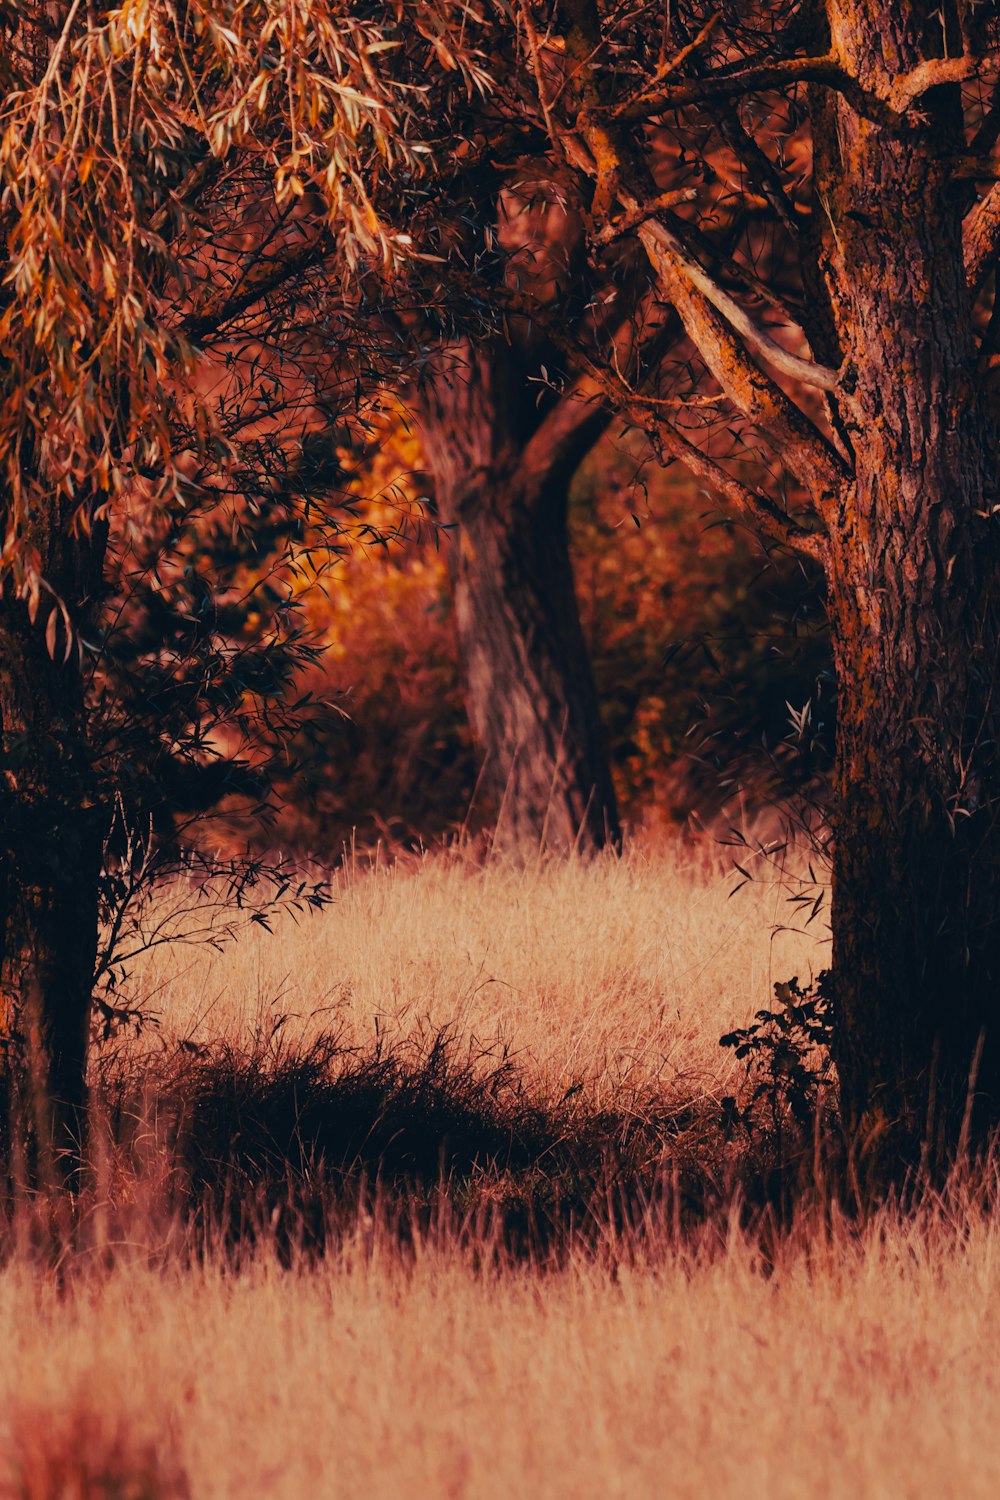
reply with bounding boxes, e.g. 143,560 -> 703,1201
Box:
3,841 -> 999,1500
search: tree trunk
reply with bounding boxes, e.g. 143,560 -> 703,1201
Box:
814,1 -> 1000,1162
419,341 -> 620,855
0,539 -> 105,1171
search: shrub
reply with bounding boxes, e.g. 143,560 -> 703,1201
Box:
720,970 -> 836,1145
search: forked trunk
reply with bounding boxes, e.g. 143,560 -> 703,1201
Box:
420,341 -> 620,855
814,1 -> 1000,1162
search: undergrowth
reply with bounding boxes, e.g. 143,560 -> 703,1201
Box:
720,970 -> 836,1146
0,1008 -> 840,1269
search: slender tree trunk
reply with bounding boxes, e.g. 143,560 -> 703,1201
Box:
443,449 -> 620,855
419,340 -> 620,855
814,1 -> 1000,1161
0,530 -> 105,1169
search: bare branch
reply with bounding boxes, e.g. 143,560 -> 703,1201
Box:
615,10 -> 721,116
612,51 -> 972,128
589,188 -> 698,247
614,54 -> 866,123
954,157 -> 1000,181
518,0 -> 560,149
887,55 -> 974,111
636,214 -> 848,508
633,207 -> 840,393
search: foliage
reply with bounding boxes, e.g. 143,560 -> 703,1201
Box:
235,405 -> 476,853
81,419 -> 351,1025
573,433 -> 833,826
0,0 -> 497,1104
93,847 -> 333,1042
0,0 -> 489,606
720,970 -> 835,1141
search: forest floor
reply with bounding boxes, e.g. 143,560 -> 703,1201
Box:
3,841 -> 999,1499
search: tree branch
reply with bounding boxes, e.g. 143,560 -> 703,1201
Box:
519,294 -> 681,483
966,180 -> 1000,294
652,419 -> 829,564
589,188 -> 698,247
612,51 -> 971,128
969,75 -> 1000,158
519,373 -> 607,484
148,151 -> 221,236
556,12 -> 847,513
483,276 -> 828,563
712,103 -> 801,239
585,344 -> 829,561
635,212 -> 847,508
657,14 -> 800,240
181,236 -> 328,344
633,205 -> 840,392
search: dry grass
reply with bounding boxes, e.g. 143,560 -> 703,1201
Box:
6,840 -> 996,1499
125,838 -> 824,1114
3,1198 -> 1000,1499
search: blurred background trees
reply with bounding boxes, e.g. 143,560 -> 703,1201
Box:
258,403 -> 831,855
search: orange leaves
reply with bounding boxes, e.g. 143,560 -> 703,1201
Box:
0,0 -> 495,611
184,0 -> 492,271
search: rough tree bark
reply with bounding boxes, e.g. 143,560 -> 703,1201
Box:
553,0 -> 1000,1167
418,339 -> 621,855
0,519 -> 106,1168
812,1 -> 1000,1160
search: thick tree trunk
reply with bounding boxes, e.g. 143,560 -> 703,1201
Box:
0,541 -> 105,1170
419,341 -> 620,855
814,2 -> 1000,1161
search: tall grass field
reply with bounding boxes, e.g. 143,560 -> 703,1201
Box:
3,842 -> 998,1500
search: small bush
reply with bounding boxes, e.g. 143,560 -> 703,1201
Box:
720,970 -> 836,1145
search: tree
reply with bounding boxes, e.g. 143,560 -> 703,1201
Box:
345,170 -> 626,855
418,331 -> 620,855
396,36 -> 814,855
378,0 -> 1000,1166
0,0 -> 486,1160
8,0 -> 1000,1180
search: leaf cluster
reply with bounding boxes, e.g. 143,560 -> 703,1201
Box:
0,0 -> 490,610
720,969 -> 835,1139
